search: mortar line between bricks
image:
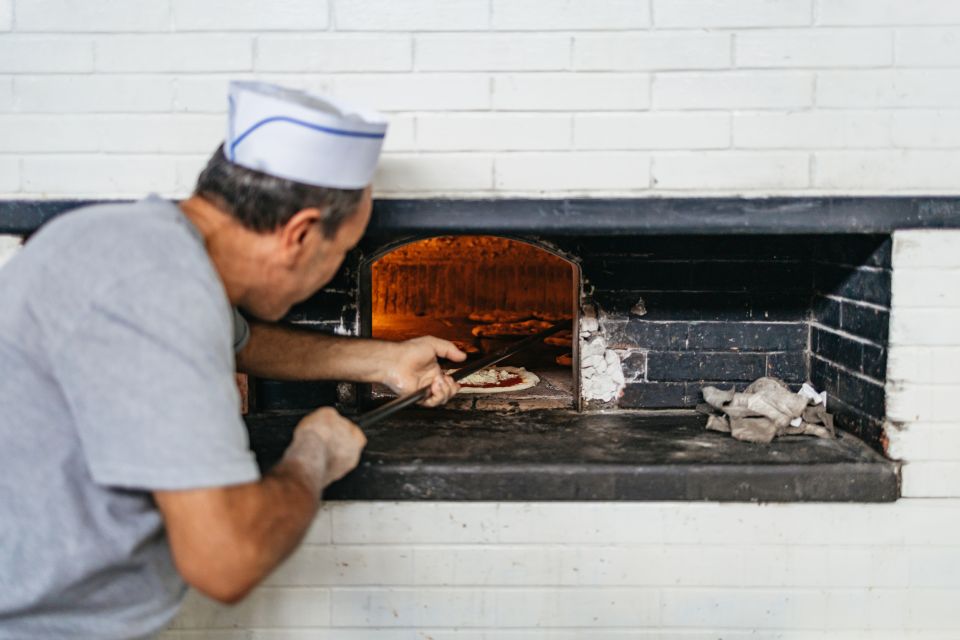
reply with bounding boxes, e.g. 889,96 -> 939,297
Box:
811,353 -> 885,386
811,321 -> 886,347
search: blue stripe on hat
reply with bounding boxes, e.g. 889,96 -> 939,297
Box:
230,115 -> 386,157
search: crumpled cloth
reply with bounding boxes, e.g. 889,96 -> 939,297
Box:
698,377 -> 835,444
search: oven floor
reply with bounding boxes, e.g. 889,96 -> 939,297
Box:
244,409 -> 899,502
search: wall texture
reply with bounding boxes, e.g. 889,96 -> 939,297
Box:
3,0 -> 960,636
2,0 -> 960,198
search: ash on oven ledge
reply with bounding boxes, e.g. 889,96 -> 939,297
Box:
245,409 -> 898,502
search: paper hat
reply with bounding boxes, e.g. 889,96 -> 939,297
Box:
226,81 -> 388,189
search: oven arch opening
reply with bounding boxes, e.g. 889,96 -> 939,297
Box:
358,235 -> 583,411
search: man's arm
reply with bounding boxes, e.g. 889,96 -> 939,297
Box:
153,407 -> 364,603
236,320 -> 465,406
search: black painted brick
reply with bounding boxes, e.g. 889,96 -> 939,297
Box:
812,326 -> 864,375
687,322 -> 807,352
815,235 -> 892,269
586,259 -> 693,290
646,352 -> 766,382
812,295 -> 841,329
767,352 -> 807,383
841,301 -> 889,343
594,291 -> 809,321
815,264 -> 891,307
829,398 -> 885,451
607,320 -> 688,350
688,261 -> 812,293
620,351 -> 647,379
810,356 -> 840,400
863,344 -> 888,380
619,382 -> 687,408
836,368 -> 886,418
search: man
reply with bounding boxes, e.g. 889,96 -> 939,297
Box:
0,82 -> 464,638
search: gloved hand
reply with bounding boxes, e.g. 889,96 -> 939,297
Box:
282,407 -> 367,497
380,336 -> 465,407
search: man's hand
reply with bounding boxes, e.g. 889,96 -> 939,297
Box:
284,407 -> 367,497
381,336 -> 466,407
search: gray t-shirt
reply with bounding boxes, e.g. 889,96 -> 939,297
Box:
0,196 -> 260,638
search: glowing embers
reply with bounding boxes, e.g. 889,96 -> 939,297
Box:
369,236 -> 577,410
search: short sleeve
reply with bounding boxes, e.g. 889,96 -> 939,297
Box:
232,307 -> 251,353
53,270 -> 260,491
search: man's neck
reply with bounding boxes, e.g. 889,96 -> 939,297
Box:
178,195 -> 269,306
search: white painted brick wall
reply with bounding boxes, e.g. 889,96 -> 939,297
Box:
4,1 -> 960,636
0,234 -> 21,268
2,0 -> 958,197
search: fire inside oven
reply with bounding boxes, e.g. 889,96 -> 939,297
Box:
365,236 -> 579,410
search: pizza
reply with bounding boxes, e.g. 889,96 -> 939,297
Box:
452,366 -> 540,394
471,319 -> 553,337
544,329 -> 573,348
468,310 -> 531,324
534,311 -> 572,323
451,340 -> 480,354
555,353 -> 573,366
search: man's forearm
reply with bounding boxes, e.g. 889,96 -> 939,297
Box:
237,320 -> 396,382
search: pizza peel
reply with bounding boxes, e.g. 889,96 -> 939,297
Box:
355,318 -> 572,429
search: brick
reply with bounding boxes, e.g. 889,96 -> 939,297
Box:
655,72 -> 813,110
265,545 -> 413,587
329,502 -> 498,544
815,151 -> 960,190
888,347 -> 960,384
375,154 -> 493,193
767,351 -> 807,382
608,320 -> 688,350
619,351 -> 647,382
15,75 -> 173,113
575,113 -> 730,150
381,114 -> 416,152
907,549 -> 960,587
21,155 -> 177,196
894,230 -> 960,268
688,322 -> 807,352
736,29 -> 892,68
15,0 -> 169,31
734,111 -> 890,149
172,0 -> 328,31
654,0 -> 812,28
620,382 -> 687,408
496,503 -> 665,544
819,0 -> 960,26
817,235 -> 892,269
257,35 -> 411,72
647,351 -> 766,382
897,27 -> 960,66
493,73 -> 649,111
494,0 -> 649,30
893,268 -> 960,308
0,0 -> 9,30
818,71 -> 960,108
175,588 -> 330,628
890,309 -> 960,347
653,152 -> 809,190
0,76 -> 11,111
813,295 -> 842,329
333,74 -> 491,111
0,235 -> 21,269
590,257 -> 693,290
330,588 -> 488,627
892,110 -> 960,148
594,291 -> 809,321
0,37 -> 94,73
813,326 -> 876,379
494,588 -> 660,627
0,156 -> 18,192
96,35 -> 252,73
888,422 -> 960,462
575,33 -> 730,71
417,114 -> 571,151
690,261 -> 813,294
333,0 -> 489,31
815,264 -> 891,307
902,463 -> 960,498
661,589 -> 824,629
416,35 -> 570,72
885,381 -> 959,423
494,152 -> 650,191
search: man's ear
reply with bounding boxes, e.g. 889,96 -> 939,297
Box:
278,207 -> 325,264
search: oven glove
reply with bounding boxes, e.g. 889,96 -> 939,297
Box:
700,377 -> 836,444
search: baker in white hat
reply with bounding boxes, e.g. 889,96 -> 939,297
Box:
0,81 -> 465,638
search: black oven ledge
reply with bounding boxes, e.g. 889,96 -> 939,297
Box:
4,197 -> 960,235
245,409 -> 900,502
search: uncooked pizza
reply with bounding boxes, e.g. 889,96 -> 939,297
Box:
471,319 -> 553,337
451,340 -> 480,354
468,310 -> 531,323
453,366 -> 540,394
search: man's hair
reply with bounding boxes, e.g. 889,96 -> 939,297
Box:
194,145 -> 365,237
